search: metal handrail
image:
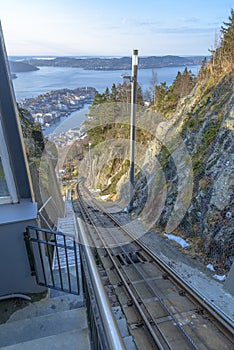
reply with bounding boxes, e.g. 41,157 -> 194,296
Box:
76,218 -> 126,350
38,196 -> 53,230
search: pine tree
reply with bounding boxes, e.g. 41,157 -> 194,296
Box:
110,83 -> 118,102
210,9 -> 234,75
220,8 -> 234,71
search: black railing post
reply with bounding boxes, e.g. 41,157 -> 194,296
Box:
53,232 -> 64,290
24,228 -> 37,277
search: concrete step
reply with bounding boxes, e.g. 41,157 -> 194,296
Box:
0,307 -> 88,348
7,294 -> 83,323
0,328 -> 90,350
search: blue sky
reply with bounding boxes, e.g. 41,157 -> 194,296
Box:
0,0 -> 233,56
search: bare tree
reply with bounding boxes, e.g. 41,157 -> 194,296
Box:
150,69 -> 158,105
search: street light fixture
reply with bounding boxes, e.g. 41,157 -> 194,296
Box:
129,49 -> 138,211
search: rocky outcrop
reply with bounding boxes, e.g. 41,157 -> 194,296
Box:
133,72 -> 234,270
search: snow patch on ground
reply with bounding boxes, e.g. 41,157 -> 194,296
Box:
206,265 -> 226,281
100,195 -> 110,200
206,263 -> 215,271
213,274 -> 226,281
164,233 -> 190,248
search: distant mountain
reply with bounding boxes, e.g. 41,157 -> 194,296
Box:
9,61 -> 39,73
18,55 -> 207,71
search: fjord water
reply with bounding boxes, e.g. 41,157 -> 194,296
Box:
12,65 -> 200,101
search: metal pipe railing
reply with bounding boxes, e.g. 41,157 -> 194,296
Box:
76,218 -> 126,350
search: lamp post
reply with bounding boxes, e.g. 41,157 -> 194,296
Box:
129,49 -> 138,211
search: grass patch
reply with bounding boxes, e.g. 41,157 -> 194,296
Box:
101,159 -> 130,195
203,124 -> 220,148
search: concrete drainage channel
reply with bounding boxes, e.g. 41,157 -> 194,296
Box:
97,262 -> 137,350
95,246 -> 163,350
112,306 -> 137,350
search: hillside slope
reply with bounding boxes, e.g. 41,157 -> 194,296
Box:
79,10 -> 234,271
21,55 -> 205,70
80,70 -> 233,271
9,60 -> 39,72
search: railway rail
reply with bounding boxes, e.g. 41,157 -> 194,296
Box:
74,184 -> 234,350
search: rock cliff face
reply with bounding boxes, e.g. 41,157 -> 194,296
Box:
182,73 -> 234,269
85,72 -> 233,271
19,110 -> 65,228
133,72 -> 234,270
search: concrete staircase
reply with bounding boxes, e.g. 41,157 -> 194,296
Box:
0,199 -> 136,349
0,200 -> 91,349
0,293 -> 91,350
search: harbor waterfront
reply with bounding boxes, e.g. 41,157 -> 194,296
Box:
43,105 -> 90,137
12,64 -> 201,136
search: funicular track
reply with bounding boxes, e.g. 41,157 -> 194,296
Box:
73,184 -> 234,350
